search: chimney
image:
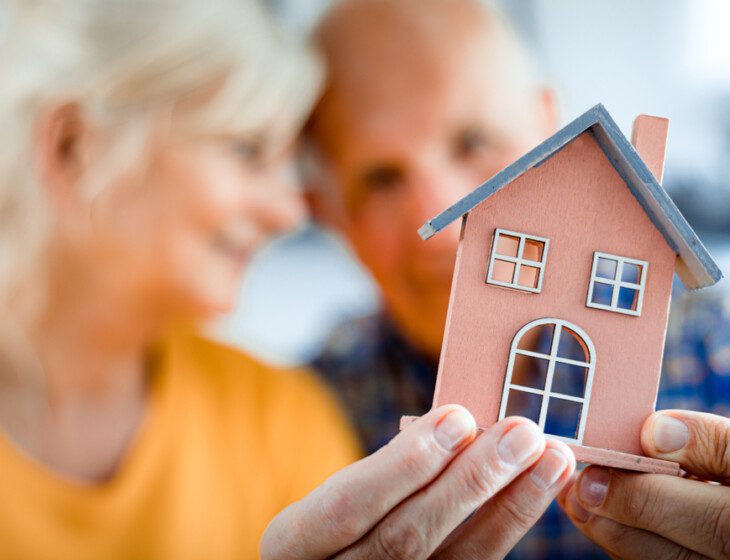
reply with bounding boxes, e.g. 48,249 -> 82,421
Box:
630,114 -> 669,184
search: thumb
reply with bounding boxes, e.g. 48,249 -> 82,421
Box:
641,410 -> 730,484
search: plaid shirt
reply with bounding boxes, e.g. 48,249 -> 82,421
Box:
312,288 -> 730,559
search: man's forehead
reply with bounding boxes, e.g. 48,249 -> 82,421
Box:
316,0 -> 496,51
315,59 -> 528,147
317,2 -> 504,87
311,0 -> 541,155
315,4 -> 534,110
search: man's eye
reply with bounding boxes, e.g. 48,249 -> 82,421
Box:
454,127 -> 490,159
360,165 -> 403,191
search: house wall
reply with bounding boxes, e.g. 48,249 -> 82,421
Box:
434,131 -> 676,455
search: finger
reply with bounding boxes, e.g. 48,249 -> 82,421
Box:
260,405 -> 477,560
642,410 -> 730,484
336,417 -> 545,560
562,485 -> 708,560
436,439 -> 575,560
556,468 -> 580,510
568,466 -> 730,558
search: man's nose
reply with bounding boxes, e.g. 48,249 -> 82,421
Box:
405,168 -> 472,248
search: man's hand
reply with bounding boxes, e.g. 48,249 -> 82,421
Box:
262,405 -> 575,560
560,410 -> 730,559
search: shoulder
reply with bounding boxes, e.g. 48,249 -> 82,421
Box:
661,289 -> 730,409
312,314 -> 386,378
157,329 -> 361,505
167,329 -> 348,416
669,289 -> 730,326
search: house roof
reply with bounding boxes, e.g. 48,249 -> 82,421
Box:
418,103 -> 723,290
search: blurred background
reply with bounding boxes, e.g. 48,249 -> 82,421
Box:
216,0 -> 730,366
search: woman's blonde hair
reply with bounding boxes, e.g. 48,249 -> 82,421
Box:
0,0 -> 323,316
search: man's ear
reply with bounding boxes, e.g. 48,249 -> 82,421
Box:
303,178 -> 351,234
537,86 -> 559,137
34,102 -> 89,205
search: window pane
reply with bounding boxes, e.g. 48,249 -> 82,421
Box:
595,257 -> 617,280
617,287 -> 640,311
591,281 -> 613,306
491,259 -> 516,283
621,262 -> 642,284
505,389 -> 542,424
551,362 -> 588,397
517,323 -> 554,354
522,239 -> 545,262
496,234 -> 520,257
511,354 -> 549,390
544,398 -> 582,440
517,265 -> 540,289
557,327 -> 588,361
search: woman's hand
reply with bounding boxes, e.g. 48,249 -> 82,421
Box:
261,405 -> 575,559
560,410 -> 730,559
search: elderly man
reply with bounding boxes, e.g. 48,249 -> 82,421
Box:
307,0 -> 730,558
309,0 -> 556,446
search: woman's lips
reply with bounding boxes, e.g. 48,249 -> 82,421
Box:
213,233 -> 253,267
212,220 -> 263,266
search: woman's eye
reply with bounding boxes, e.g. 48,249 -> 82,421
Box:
454,127 -> 489,159
234,139 -> 266,166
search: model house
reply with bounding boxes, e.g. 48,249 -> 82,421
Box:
410,104 -> 722,474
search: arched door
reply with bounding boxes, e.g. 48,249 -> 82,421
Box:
498,318 -> 596,444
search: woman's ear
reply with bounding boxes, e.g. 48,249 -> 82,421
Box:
34,102 -> 90,205
299,147 -> 351,234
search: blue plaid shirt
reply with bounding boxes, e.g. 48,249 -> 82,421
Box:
312,288 -> 730,559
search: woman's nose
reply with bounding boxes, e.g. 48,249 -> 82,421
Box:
253,162 -> 308,235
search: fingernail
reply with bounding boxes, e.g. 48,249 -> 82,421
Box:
568,487 -> 591,523
498,422 -> 543,465
530,448 -> 570,491
653,414 -> 689,453
434,408 -> 476,451
578,468 -> 609,508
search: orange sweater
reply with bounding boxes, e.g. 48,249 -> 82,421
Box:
0,331 -> 360,559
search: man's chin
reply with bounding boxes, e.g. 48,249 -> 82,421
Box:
391,302 -> 448,359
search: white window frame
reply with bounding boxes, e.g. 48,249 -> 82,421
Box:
586,252 -> 648,317
486,228 -> 550,293
498,318 -> 596,445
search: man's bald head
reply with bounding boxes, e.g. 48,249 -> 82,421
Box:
313,0 -> 543,153
308,0 -> 557,358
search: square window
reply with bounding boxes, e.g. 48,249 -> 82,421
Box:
523,239 -> 545,262
544,398 -> 582,440
496,234 -> 520,257
518,265 -> 540,289
587,252 -> 647,316
621,262 -> 642,284
511,354 -> 549,390
595,257 -> 617,280
617,287 -> 640,311
505,389 -> 542,424
590,281 -> 613,306
487,229 -> 549,293
491,259 -> 516,283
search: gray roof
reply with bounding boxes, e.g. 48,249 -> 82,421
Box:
419,103 -> 722,290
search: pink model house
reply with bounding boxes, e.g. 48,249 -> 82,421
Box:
408,105 -> 722,474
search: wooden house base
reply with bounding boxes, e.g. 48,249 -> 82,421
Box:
399,415 -> 680,476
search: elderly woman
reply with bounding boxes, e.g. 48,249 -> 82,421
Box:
0,1 -> 575,558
